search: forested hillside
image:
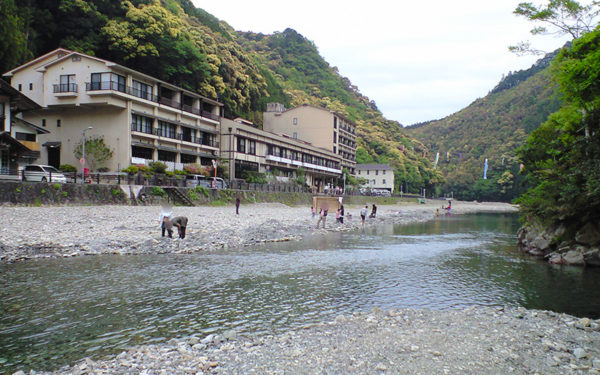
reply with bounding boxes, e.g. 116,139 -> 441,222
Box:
2,0 -> 441,192
405,53 -> 563,201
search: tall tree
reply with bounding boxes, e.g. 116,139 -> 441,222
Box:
510,0 -> 600,55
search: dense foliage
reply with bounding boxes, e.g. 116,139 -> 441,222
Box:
405,54 -> 562,201
4,0 -> 440,192
517,26 -> 600,228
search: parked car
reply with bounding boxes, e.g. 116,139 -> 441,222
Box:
22,164 -> 68,183
185,174 -> 207,188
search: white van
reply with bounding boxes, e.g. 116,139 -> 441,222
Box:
185,174 -> 207,188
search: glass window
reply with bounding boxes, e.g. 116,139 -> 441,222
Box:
59,74 -> 76,92
90,72 -> 125,92
237,137 -> 246,153
293,118 -> 297,125
132,80 -> 153,100
248,140 -> 256,155
131,114 -> 153,134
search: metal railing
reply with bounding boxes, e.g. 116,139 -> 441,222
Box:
53,83 -> 78,93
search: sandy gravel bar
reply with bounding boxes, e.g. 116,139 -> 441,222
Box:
34,307 -> 600,375
0,201 -> 516,263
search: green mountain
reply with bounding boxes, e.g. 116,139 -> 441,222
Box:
2,0 -> 441,192
405,52 -> 563,201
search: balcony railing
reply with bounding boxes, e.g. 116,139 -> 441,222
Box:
130,123 -> 153,135
86,80 -> 220,120
153,128 -> 177,139
53,83 -> 78,93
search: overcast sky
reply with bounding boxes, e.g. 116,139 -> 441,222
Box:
192,1 -> 571,125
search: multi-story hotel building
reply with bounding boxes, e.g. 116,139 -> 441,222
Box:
262,103 -> 357,175
3,48 -> 223,172
221,117 -> 342,190
355,163 -> 395,192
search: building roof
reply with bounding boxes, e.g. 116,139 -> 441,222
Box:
0,131 -> 32,153
2,48 -> 72,77
268,102 -> 356,127
355,164 -> 394,170
12,117 -> 49,134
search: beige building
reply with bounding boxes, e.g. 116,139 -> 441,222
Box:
262,103 -> 356,175
3,48 -> 223,172
355,164 -> 395,192
220,118 -> 342,191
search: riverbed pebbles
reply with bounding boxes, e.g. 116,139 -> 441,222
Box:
28,306 -> 599,375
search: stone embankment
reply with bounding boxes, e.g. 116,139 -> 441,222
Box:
0,201 -> 516,263
518,221 -> 600,267
32,306 -> 600,375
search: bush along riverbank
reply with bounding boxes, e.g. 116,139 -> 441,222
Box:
517,219 -> 600,267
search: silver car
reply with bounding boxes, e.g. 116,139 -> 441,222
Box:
22,164 -> 67,183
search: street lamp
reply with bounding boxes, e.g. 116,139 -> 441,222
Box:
81,126 -> 93,183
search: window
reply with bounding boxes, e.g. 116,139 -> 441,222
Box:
334,117 -> 337,129
237,137 -> 246,153
383,170 -> 386,175
29,83 -> 33,90
42,119 -> 46,127
248,140 -> 256,155
367,170 -> 370,175
333,146 -> 336,153
293,132 -> 297,139
15,132 -> 36,142
376,170 -> 379,175
293,117 -> 297,125
90,72 -> 125,92
333,131 -> 337,143
157,120 -> 176,138
58,74 -> 76,92
56,119 -> 61,127
383,179 -> 386,184
132,80 -> 153,100
18,84 -> 22,91
131,114 -> 153,134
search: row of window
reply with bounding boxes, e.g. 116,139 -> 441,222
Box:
266,144 -> 339,169
357,169 -> 387,175
132,146 -> 212,165
131,114 -> 216,147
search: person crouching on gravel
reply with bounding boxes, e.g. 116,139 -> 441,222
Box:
167,216 -> 188,239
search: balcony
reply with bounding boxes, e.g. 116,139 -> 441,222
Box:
53,83 -> 78,97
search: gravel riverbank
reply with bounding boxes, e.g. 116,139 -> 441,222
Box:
34,307 -> 600,375
0,200 -> 516,263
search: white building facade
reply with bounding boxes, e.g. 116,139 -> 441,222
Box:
355,164 -> 395,192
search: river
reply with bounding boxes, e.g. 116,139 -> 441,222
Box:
1,213 -> 599,373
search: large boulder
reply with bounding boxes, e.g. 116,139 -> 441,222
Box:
575,222 -> 600,246
562,249 -> 585,266
583,248 -> 600,266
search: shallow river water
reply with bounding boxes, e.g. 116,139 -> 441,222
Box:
1,213 -> 599,373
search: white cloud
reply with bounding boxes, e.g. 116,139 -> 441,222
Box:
193,0 -> 572,124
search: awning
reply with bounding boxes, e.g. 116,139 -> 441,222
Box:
42,141 -> 61,148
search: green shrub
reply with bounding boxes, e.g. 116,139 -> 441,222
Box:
112,189 -> 122,196
62,191 -> 68,197
41,189 -> 46,194
166,171 -> 175,177
149,161 -> 167,174
59,164 -> 77,172
53,183 -> 61,190
174,169 -> 188,175
122,165 -> 139,174
193,186 -> 209,197
149,187 -> 166,196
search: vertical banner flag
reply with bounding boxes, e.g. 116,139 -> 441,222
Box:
483,159 -> 488,180
433,152 -> 439,169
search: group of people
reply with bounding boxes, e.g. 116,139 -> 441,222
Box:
313,203 -> 377,229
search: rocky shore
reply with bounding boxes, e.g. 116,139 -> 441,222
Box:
32,307 -> 600,375
0,200 -> 516,263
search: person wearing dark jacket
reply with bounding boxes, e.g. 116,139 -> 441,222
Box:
167,216 -> 188,239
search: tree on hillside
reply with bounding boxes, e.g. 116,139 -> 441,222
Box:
518,26 -> 600,227
510,0 -> 600,55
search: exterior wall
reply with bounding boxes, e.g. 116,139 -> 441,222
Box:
24,107 -> 127,171
263,105 -> 333,150
0,96 -> 9,132
356,165 -> 395,192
